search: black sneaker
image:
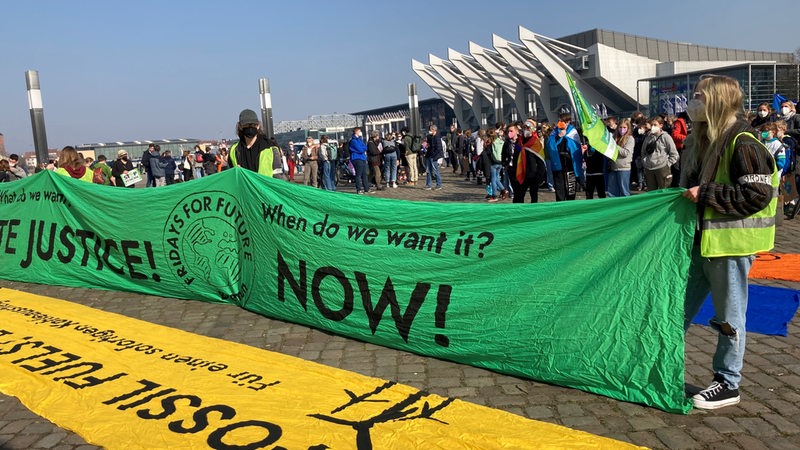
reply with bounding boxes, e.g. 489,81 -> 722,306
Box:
692,377 -> 740,410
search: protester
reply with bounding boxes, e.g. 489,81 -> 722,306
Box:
227,109 -> 275,177
381,132 -> 398,188
607,118 -> 635,197
111,150 -> 135,188
149,145 -> 168,186
487,128 -> 505,202
750,102 -> 775,129
193,144 -> 205,179
181,150 -> 194,182
778,100 -> 800,140
285,141 -> 297,182
424,124 -> 443,190
162,150 -> 177,185
402,128 -> 419,186
641,116 -> 679,191
760,122 -> 786,172
7,154 -> 27,180
54,146 -> 93,182
367,131 -> 383,191
508,122 -> 543,203
90,154 -> 115,185
302,137 -> 319,187
0,160 -> 13,182
544,114 -> 582,201
349,128 -> 369,194
581,135 -> 606,199
671,111 -> 689,186
319,135 -> 335,190
681,74 -> 778,410
141,143 -> 157,187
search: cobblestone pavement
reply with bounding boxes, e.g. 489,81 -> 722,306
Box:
1,169 -> 799,449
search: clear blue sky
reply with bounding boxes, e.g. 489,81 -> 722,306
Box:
1,0 -> 797,153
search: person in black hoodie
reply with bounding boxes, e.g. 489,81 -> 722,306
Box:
581,135 -> 607,199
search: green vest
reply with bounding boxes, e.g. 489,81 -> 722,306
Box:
700,132 -> 779,257
229,142 -> 274,177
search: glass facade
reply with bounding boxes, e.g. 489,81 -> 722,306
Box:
647,64 -> 800,117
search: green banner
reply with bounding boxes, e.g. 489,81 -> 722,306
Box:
0,169 -> 695,413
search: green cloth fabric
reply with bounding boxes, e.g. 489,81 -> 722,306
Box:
0,169 -> 696,413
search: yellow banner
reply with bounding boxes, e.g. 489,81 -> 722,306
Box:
0,288 -> 640,449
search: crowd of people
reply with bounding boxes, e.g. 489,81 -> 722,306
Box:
1,103 -> 797,211
0,87 -> 795,412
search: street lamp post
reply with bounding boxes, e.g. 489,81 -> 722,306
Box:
493,87 -> 503,124
259,78 -> 274,138
25,70 -> 49,166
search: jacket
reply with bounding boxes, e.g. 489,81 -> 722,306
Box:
641,131 -> 678,170
544,124 -> 582,176
349,135 -> 367,161
609,135 -> 635,171
426,133 -> 443,160
671,118 -> 688,150
149,155 -> 167,177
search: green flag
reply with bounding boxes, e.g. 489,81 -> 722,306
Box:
566,72 -> 619,161
0,169 -> 695,413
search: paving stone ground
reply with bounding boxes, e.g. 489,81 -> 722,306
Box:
1,169 -> 799,449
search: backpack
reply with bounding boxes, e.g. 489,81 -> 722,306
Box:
329,143 -> 338,161
195,152 -> 203,163
92,165 -> 107,184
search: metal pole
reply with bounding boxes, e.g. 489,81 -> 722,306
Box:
259,78 -> 274,138
408,83 -> 421,137
493,87 -> 503,124
25,70 -> 49,166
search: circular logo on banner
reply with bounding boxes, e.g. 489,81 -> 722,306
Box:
164,191 -> 255,305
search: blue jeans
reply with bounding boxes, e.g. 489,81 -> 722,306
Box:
194,167 -> 204,179
322,160 -> 335,191
352,159 -> 368,193
425,157 -> 441,188
607,170 -> 631,197
490,164 -> 504,196
383,152 -> 398,183
545,159 -> 554,189
684,246 -> 754,389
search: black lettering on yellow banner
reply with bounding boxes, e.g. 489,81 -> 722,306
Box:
0,288 -> 639,449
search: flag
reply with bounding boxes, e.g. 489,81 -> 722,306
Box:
773,93 -> 787,113
515,148 -> 526,184
566,72 -> 619,161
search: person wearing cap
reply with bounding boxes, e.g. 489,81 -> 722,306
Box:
112,149 -> 135,188
228,109 -> 275,177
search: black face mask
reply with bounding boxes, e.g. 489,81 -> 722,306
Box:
242,126 -> 258,138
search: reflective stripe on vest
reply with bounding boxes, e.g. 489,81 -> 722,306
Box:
700,132 -> 779,257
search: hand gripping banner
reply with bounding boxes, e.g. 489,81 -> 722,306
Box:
0,169 -> 695,413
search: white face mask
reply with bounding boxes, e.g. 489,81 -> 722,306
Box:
524,129 -> 532,138
781,107 -> 791,116
650,126 -> 661,134
686,99 -> 707,122
758,110 -> 769,118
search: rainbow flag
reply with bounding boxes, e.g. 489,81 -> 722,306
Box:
566,72 -> 619,161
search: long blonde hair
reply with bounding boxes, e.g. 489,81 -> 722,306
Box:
683,75 -> 744,182
615,118 -> 632,147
